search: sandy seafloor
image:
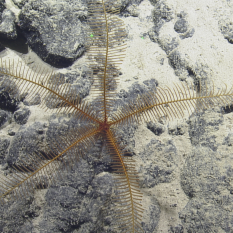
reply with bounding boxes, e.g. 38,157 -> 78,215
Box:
1,0 -> 233,232
119,0 -> 233,232
119,0 -> 233,231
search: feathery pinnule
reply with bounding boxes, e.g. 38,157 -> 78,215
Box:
1,0 -> 233,232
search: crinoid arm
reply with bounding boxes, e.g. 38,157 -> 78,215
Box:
105,128 -> 144,232
0,125 -> 102,204
0,59 -> 100,124
86,0 -> 127,122
110,81 -> 233,127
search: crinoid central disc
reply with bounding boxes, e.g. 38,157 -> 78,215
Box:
100,122 -> 110,132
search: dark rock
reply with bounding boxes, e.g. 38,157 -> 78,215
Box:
0,137 -> 10,164
47,115 -> 78,138
168,124 -> 185,135
147,121 -> 165,135
219,19 -> 233,44
223,104 -> 233,114
180,147 -> 233,232
13,107 -> 30,125
168,50 -> 186,70
118,89 -> 128,99
7,122 -> 46,167
142,198 -> 160,232
139,139 -> 177,188
149,0 -> 160,6
149,1 -> 174,39
161,37 -> 179,55
143,78 -> 158,89
18,0 -> 90,67
113,79 -> 158,114
0,90 -> 18,112
0,192 -> 34,233
223,133 -> 233,146
23,93 -> 41,106
39,163 -> 115,232
120,79 -> 158,102
44,67 -> 93,109
0,9 -> 17,40
8,129 -> 15,136
0,0 -> 5,13
192,63 -> 210,91
148,25 -> 160,42
181,147 -> 223,198
174,11 -> 195,39
174,18 -> 188,33
0,42 -> 4,51
179,27 -> 195,39
12,0 -> 27,8
0,109 -> 9,127
152,1 -> 174,24
188,108 -> 224,150
170,224 -> 184,233
114,124 -> 137,155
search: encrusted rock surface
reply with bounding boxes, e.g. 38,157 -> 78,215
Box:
0,0 -> 233,232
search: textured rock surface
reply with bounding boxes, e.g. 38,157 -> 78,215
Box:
0,9 -> 17,40
18,0 -> 89,67
0,0 -> 233,232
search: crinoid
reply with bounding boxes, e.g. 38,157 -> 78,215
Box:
1,0 -> 233,232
